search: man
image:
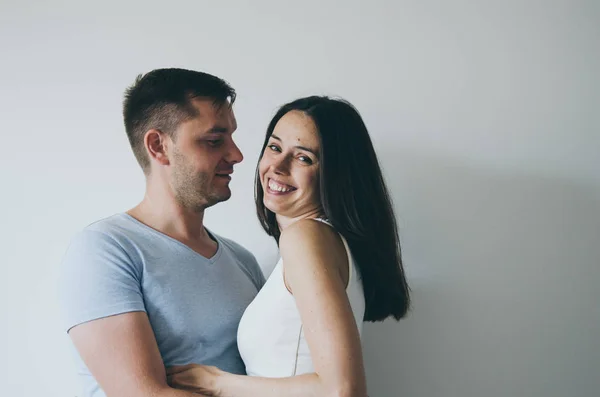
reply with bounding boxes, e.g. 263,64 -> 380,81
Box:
59,68 -> 265,397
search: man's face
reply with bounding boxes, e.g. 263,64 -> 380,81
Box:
168,98 -> 242,211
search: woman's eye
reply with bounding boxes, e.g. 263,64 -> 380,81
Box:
298,156 -> 313,164
268,144 -> 281,152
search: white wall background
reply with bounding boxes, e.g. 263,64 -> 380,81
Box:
1,1 -> 599,396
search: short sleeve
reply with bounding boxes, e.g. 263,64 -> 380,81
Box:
58,229 -> 146,332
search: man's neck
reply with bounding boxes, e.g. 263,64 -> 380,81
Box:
128,198 -> 206,240
127,197 -> 219,259
126,181 -> 218,258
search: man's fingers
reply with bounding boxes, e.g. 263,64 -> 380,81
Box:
166,363 -> 198,375
168,373 -> 193,387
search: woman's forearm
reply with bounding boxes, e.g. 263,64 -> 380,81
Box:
215,372 -> 328,397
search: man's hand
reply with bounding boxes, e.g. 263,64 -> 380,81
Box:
167,364 -> 226,397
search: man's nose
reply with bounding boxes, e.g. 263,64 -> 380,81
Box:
226,140 -> 243,164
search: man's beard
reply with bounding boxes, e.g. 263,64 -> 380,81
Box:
171,155 -> 230,212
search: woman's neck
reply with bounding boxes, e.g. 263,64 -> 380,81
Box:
276,208 -> 324,231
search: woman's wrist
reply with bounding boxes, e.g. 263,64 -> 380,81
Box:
212,367 -> 231,397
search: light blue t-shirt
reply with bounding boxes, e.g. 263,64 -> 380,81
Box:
59,213 -> 265,397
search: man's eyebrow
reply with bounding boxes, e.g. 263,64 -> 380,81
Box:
270,134 -> 318,156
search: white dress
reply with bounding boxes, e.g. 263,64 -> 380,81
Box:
237,219 -> 365,377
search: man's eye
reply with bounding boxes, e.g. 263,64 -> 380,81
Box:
207,139 -> 223,147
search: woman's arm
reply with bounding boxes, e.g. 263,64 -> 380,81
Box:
170,219 -> 367,397
169,366 -> 323,397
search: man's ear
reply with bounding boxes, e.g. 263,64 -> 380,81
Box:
144,129 -> 170,166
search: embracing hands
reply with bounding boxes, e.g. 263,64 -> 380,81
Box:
167,364 -> 226,397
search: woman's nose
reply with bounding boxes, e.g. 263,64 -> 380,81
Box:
271,155 -> 290,175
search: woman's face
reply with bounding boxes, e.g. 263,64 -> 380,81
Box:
258,110 -> 322,220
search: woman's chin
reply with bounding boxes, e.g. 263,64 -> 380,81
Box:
263,199 -> 282,215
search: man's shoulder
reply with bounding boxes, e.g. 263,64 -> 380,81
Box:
76,213 -> 149,244
67,213 -> 148,258
83,212 -> 134,235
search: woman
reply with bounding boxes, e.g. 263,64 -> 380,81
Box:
167,96 -> 410,397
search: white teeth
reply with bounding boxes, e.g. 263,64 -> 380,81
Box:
269,179 -> 292,193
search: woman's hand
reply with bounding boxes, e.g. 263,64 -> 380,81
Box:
166,364 -> 225,397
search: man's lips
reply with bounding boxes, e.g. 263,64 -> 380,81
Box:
215,170 -> 233,180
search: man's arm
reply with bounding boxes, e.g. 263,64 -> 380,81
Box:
69,311 -> 202,397
60,229 -> 204,396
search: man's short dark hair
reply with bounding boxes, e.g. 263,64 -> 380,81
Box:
123,68 -> 236,172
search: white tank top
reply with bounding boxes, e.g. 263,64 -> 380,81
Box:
237,219 -> 365,377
